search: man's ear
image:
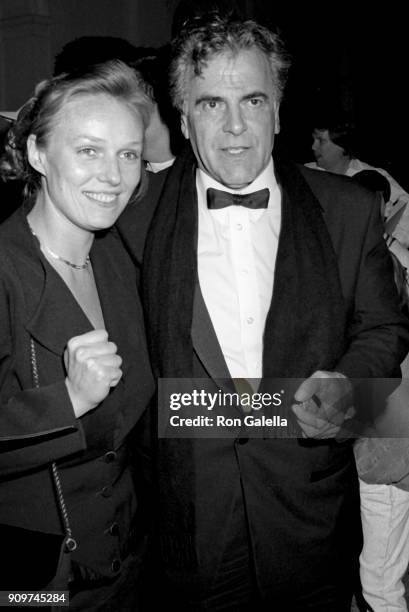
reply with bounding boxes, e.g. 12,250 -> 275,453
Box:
180,113 -> 189,140
274,103 -> 281,135
27,134 -> 46,176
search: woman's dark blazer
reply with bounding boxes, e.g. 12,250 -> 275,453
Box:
0,206 -> 154,578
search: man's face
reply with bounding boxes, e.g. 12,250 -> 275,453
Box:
181,49 -> 280,189
311,129 -> 346,171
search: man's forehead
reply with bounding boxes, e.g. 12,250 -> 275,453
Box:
186,48 -> 272,88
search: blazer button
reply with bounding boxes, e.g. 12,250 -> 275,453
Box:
104,451 -> 117,463
100,485 -> 113,498
111,559 -> 121,573
109,522 -> 119,536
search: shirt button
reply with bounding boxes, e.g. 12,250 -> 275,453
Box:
109,522 -> 119,536
111,559 -> 121,573
103,451 -> 117,463
242,268 -> 249,275
236,223 -> 243,231
247,316 -> 254,324
100,485 -> 113,498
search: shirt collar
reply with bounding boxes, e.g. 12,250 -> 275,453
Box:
145,157 -> 175,173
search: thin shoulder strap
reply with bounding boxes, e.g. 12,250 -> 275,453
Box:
30,338 -> 77,552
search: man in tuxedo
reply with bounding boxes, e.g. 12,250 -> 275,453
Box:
119,12 -> 409,611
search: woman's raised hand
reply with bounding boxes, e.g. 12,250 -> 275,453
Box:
64,329 -> 122,418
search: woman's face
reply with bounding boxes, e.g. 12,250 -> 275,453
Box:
29,93 -> 143,232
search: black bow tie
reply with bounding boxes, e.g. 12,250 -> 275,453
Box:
206,187 -> 269,210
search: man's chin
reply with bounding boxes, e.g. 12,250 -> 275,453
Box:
217,169 -> 258,190
220,178 -> 254,190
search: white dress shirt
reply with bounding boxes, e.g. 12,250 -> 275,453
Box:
197,160 -> 281,379
145,157 -> 175,173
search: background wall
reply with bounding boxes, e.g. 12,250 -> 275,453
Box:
0,0 -> 407,188
0,0 -> 180,108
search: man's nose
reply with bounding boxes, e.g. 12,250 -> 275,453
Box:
223,104 -> 246,135
312,138 -> 319,152
98,156 -> 121,184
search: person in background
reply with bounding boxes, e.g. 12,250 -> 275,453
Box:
352,167 -> 409,611
53,36 -> 140,76
306,118 -> 409,225
0,112 -> 24,222
353,169 -> 391,217
131,48 -> 184,173
0,132 -> 23,223
118,12 -> 409,610
352,170 -> 409,307
0,60 -> 154,610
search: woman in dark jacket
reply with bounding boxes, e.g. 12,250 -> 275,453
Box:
0,60 -> 154,610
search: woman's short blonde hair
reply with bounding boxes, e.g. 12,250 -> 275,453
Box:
1,59 -> 153,202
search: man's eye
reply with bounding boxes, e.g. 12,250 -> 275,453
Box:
78,147 -> 97,157
248,98 -> 263,107
120,151 -> 139,161
203,100 -> 221,110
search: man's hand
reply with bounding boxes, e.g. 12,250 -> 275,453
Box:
291,371 -> 355,438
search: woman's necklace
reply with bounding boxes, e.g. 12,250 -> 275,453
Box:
29,226 -> 90,270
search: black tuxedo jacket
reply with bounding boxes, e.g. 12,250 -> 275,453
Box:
118,159 -> 409,601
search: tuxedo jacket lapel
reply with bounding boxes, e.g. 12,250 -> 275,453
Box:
260,178 -> 296,377
191,283 -> 231,383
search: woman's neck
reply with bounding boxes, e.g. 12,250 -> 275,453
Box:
27,196 -> 93,265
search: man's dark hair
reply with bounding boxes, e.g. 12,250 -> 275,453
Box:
169,12 -> 291,112
171,0 -> 242,38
